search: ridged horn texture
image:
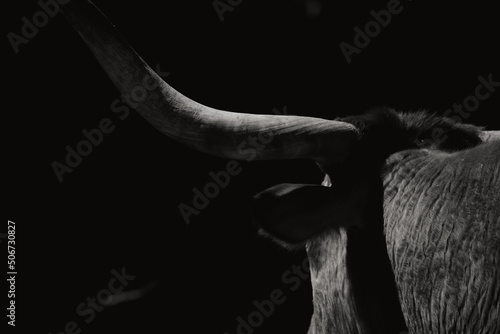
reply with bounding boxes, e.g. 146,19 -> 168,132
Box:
61,0 -> 359,161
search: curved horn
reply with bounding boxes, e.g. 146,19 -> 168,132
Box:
481,130 -> 500,142
60,1 -> 358,161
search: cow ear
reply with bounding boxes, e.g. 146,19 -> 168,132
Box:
251,182 -> 367,248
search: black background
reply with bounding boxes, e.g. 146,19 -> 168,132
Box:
5,0 -> 499,333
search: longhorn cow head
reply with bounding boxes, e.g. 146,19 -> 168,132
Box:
60,1 -> 499,333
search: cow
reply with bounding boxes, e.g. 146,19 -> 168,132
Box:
61,1 -> 499,333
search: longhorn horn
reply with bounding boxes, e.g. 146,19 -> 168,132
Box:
60,0 -> 358,162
